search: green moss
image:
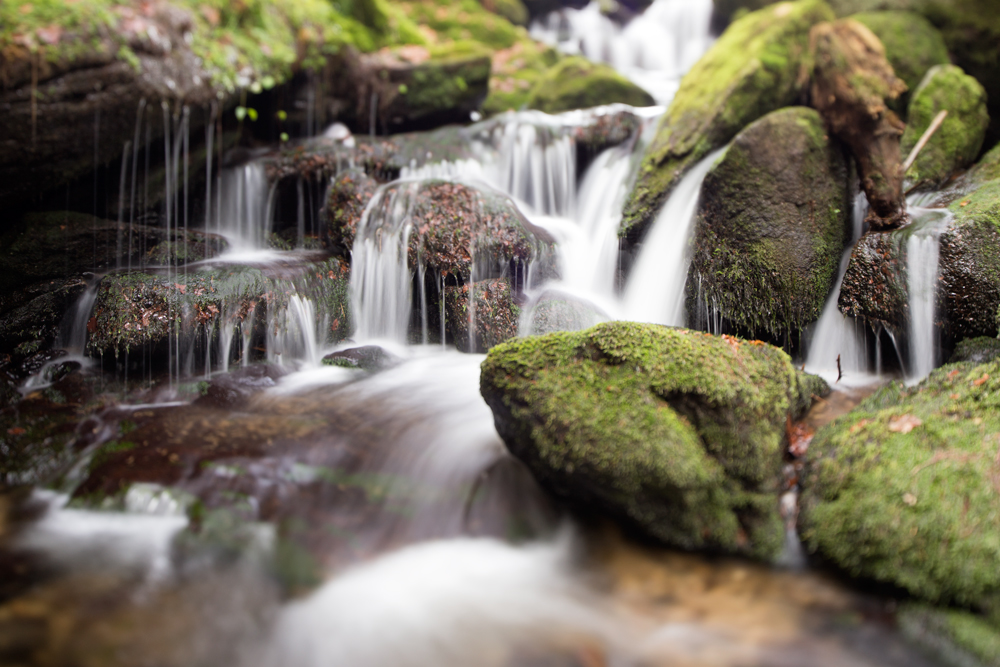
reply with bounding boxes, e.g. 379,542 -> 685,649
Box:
480,322 -> 815,560
689,107 -> 851,342
398,0 -> 522,50
799,359 -> 1000,611
965,143 -> 1000,188
484,0 -> 529,26
902,64 -> 990,190
88,439 -> 136,473
850,11 -> 949,114
899,604 -> 1000,667
525,56 -> 655,114
621,0 -> 835,241
482,38 -> 560,116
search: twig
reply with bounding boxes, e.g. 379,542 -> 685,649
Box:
902,110 -> 948,173
836,354 -> 842,383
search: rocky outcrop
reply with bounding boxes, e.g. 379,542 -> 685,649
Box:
901,65 -> 989,191
481,321 -> 827,560
445,278 -> 519,352
687,107 -> 852,342
621,0 -> 834,243
799,357 -> 1000,615
525,56 -> 655,114
850,10 -> 949,114
810,19 -> 907,230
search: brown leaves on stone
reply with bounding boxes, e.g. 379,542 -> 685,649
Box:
445,279 -> 519,353
810,19 -> 908,230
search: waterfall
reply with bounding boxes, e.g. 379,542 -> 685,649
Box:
621,149 -> 724,326
530,0 -> 714,104
804,193 -> 871,384
905,207 -> 951,384
217,162 -> 272,252
268,294 -> 322,366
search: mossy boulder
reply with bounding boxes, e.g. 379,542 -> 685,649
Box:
483,39 -> 560,116
445,278 -> 519,352
525,56 -> 655,115
325,168 -> 380,254
950,337 -> 1000,365
482,0 -> 530,26
799,358 -> 1000,614
687,107 -> 852,342
850,11 -> 949,114
902,65 -> 990,191
899,603 -> 1000,667
621,0 -> 835,242
480,321 -> 827,560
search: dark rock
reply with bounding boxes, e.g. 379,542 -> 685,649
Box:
838,230 -> 910,332
799,358 -> 1000,614
0,278 -> 88,357
481,321 -> 824,560
325,169 -> 380,255
622,0 -> 833,243
949,337 -> 1000,365
195,365 -> 287,409
525,56 -> 654,114
687,107 -> 852,341
322,346 -> 398,371
445,279 -> 520,352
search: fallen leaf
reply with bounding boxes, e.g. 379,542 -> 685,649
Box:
35,24 -> 62,45
6,427 -> 26,436
973,373 -> 990,387
902,493 -> 917,506
950,393 -> 960,400
849,419 -> 871,434
948,370 -> 960,379
889,414 -> 922,434
174,283 -> 187,294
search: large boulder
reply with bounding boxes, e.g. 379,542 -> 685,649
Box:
901,65 -> 990,191
687,107 -> 852,342
525,56 -> 655,114
850,10 -> 950,114
799,357 -> 1000,615
480,321 -> 827,560
621,0 -> 835,243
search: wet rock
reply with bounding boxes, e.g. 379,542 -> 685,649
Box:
838,230 -> 909,332
901,65 -> 990,191
445,279 -> 520,352
687,107 -> 852,342
525,56 -> 655,114
898,603 -> 1000,667
621,0 -> 834,242
483,39 -> 560,116
799,358 -> 1000,614
850,11 -> 949,114
322,345 -> 398,371
146,235 -> 227,266
0,370 -> 19,409
0,278 -> 88,357
480,321 -> 825,560
949,337 -> 1000,365
195,365 -> 287,409
325,168 -> 380,255
810,19 -> 908,230
520,293 -> 605,337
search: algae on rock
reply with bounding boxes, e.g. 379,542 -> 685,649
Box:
481,321 -> 828,560
902,64 -> 990,191
621,0 -> 835,243
688,107 -> 851,343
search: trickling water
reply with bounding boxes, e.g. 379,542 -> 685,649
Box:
905,207 -> 951,384
217,163 -> 272,252
805,193 -> 872,384
621,148 -> 724,326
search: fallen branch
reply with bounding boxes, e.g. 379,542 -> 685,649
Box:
902,109 -> 949,173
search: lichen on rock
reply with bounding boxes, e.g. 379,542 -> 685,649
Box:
480,321 -> 828,560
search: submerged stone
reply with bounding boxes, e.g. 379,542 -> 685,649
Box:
688,107 -> 851,342
799,359 -> 1000,614
902,64 -> 990,191
480,321 -> 827,560
621,0 -> 834,242
525,56 -> 655,114
444,278 -> 519,352
322,345 -> 398,371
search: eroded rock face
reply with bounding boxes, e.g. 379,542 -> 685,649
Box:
810,18 -> 907,230
445,278 -> 519,352
480,321 -> 827,560
799,357 -> 1000,615
901,64 -> 990,191
687,107 -> 851,342
621,0 -> 834,243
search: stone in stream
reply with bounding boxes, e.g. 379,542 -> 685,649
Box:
901,64 -> 990,192
322,345 -> 398,371
325,168 -> 381,255
525,56 -> 655,114
809,18 -> 908,230
480,321 -> 828,560
798,357 -> 1000,624
0,278 -> 89,359
444,278 -> 520,353
621,0 -> 835,243
850,10 -> 950,115
686,106 -> 852,344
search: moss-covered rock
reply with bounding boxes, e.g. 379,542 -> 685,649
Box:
849,11 -> 948,114
950,337 -> 1000,365
483,39 -> 561,116
482,0 -> 530,26
325,168 -> 380,255
799,359 -> 1000,613
445,278 -> 519,352
687,107 -> 852,342
902,65 -> 990,191
621,0 -> 835,242
838,230 -> 910,332
525,56 -> 655,114
898,603 -> 1000,667
480,321 -> 825,560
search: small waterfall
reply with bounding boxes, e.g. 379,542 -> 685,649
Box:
621,149 -> 724,326
350,182 -> 420,343
530,0 -> 714,104
805,193 -> 871,383
217,162 -> 272,252
905,207 -> 951,384
268,295 -> 322,366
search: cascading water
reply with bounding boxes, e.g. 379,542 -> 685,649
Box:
216,162 -> 272,253
530,0 -> 715,104
905,207 -> 951,384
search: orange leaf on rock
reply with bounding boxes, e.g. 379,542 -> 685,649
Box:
36,24 -> 62,45
888,414 -> 922,434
